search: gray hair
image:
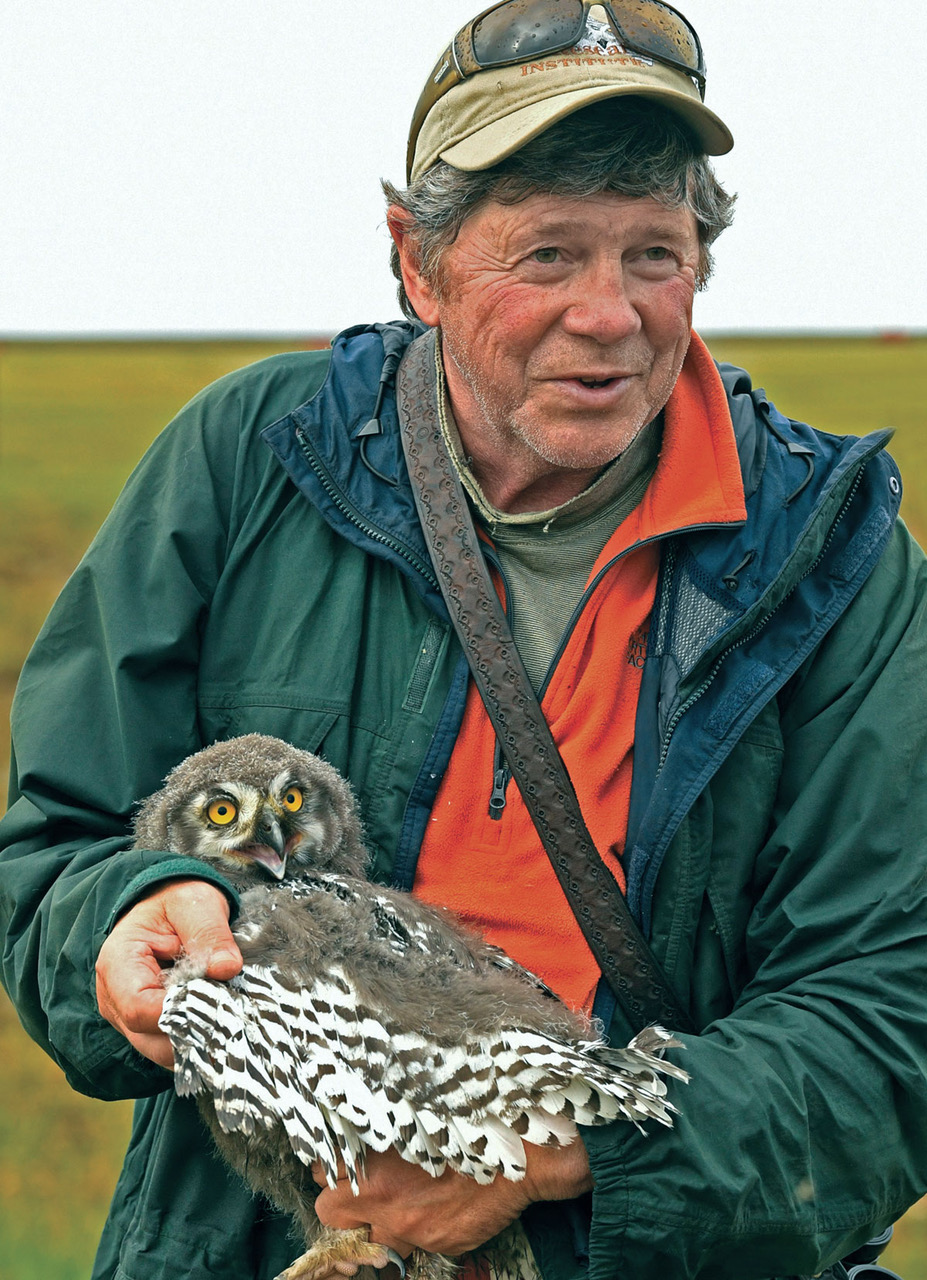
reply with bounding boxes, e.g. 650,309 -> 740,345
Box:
383,98 -> 735,321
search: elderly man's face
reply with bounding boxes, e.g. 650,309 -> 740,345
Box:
393,190 -> 700,511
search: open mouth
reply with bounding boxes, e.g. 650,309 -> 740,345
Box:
242,844 -> 288,880
547,373 -> 632,399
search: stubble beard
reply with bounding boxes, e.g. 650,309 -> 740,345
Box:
442,331 -> 681,474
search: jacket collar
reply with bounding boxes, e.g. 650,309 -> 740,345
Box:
262,322 -> 894,627
262,321 -> 448,619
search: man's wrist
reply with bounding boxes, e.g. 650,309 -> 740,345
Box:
524,1138 -> 593,1204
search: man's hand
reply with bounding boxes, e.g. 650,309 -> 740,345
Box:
95,879 -> 242,1069
313,1139 -> 593,1261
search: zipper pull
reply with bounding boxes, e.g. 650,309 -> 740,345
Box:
489,766 -> 509,821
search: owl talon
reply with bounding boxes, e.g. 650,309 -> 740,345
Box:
273,1227 -> 394,1280
381,1249 -> 406,1278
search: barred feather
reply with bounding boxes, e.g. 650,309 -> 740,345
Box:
147,735 -> 689,1280
160,879 -> 686,1196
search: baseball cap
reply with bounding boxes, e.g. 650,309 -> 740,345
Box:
408,0 -> 733,183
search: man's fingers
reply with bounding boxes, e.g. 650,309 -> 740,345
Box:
121,1028 -> 175,1071
311,1159 -> 347,1187
99,977 -> 166,1034
96,942 -> 177,1070
311,1146 -> 534,1257
313,1186 -> 412,1263
96,934 -> 168,1029
205,945 -> 244,979
95,879 -> 241,1067
155,883 -> 243,977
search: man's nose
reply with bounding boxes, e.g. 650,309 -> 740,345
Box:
561,262 -> 641,344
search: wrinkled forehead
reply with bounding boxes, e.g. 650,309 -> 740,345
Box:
452,185 -> 700,247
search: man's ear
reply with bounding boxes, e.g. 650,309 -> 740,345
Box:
387,205 -> 441,327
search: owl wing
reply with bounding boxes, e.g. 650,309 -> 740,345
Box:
159,949 -> 685,1196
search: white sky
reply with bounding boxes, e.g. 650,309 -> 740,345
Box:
2,0 -> 925,335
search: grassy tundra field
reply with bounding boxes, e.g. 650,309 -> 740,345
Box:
1,335 -> 926,1279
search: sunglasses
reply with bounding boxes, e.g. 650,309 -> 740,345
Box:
408,0 -> 707,180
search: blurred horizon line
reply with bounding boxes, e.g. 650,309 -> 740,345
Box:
0,328 -> 924,344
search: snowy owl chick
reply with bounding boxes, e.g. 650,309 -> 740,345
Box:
137,734 -> 687,1280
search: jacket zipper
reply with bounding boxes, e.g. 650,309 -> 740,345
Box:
656,462 -> 868,773
483,520 -> 741,819
294,426 -> 439,591
489,743 -> 510,820
537,519 -> 743,701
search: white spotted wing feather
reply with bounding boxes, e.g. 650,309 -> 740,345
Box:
159,874 -> 687,1196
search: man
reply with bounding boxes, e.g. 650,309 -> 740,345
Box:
2,3 -> 926,1279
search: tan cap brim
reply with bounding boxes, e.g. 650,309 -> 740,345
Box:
411,51 -> 733,183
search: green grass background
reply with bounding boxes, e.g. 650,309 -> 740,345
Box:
0,335 -> 925,1278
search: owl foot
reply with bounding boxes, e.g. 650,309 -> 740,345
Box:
274,1226 -> 402,1280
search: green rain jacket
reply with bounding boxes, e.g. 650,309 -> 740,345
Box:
2,323 -> 927,1280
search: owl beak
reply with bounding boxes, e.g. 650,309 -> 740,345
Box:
247,811 -> 288,880
248,844 -> 288,880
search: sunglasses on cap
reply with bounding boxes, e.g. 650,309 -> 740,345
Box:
408,0 -> 708,180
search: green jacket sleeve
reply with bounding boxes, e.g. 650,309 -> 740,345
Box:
0,352 -> 327,1102
585,522 -> 927,1278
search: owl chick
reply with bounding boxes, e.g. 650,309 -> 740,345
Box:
137,734 -> 687,1280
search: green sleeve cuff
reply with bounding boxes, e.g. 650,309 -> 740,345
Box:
583,1120 -> 633,1268
106,856 -> 241,932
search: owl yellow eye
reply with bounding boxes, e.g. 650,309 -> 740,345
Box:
282,787 -> 303,813
207,798 -> 238,826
